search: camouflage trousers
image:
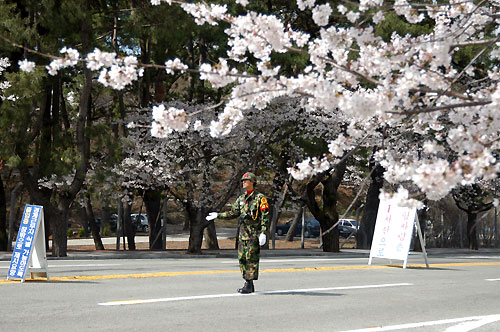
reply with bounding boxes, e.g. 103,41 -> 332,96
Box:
238,238 -> 260,281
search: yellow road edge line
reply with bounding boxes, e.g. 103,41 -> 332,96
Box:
1,261 -> 500,284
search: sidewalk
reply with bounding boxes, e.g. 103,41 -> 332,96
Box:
2,223 -> 500,261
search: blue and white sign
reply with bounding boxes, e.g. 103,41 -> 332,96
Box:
7,205 -> 49,282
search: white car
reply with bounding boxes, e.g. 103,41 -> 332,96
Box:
339,219 -> 359,232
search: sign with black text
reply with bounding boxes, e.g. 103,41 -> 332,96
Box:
7,205 -> 49,282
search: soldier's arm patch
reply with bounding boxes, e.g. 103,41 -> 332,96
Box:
260,197 -> 269,211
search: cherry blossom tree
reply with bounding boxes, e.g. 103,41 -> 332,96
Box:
452,183 -> 495,249
119,97 -> 336,253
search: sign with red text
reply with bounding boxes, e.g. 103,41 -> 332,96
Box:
7,205 -> 49,282
368,198 -> 417,267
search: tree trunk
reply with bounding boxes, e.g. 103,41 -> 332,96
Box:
204,221 -> 219,249
467,212 -> 479,250
187,206 -> 206,254
51,200 -> 70,257
8,182 -> 23,251
320,169 -> 343,253
144,189 -> 162,249
79,207 -> 89,238
357,163 -> 384,249
85,194 -> 104,250
0,175 -> 7,250
302,159 -> 346,253
286,204 -> 304,242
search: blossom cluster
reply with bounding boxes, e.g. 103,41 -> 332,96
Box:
151,104 -> 189,138
0,57 -> 16,101
46,47 -> 80,75
18,59 -> 36,72
87,49 -> 144,90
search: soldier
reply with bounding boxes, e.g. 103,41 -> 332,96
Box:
206,172 -> 269,293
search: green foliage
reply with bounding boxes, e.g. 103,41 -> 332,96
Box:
375,13 -> 433,41
78,228 -> 86,238
102,226 -> 112,237
67,228 -> 74,238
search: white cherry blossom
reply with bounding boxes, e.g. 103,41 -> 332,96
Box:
18,59 -> 36,72
312,4 -> 332,27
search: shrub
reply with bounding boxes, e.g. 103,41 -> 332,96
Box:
78,228 -> 86,238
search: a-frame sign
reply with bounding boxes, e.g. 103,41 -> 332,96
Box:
368,198 -> 429,269
7,205 -> 49,282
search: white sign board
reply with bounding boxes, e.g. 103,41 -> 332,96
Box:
368,198 -> 427,268
7,205 -> 49,282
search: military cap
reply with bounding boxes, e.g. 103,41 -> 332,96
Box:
241,172 -> 257,183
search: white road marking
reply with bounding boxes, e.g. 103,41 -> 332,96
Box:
455,256 -> 500,259
337,314 -> 500,332
221,258 -> 368,264
485,278 -> 500,281
98,282 -> 412,306
444,315 -> 500,332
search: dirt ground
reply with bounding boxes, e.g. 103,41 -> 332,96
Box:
66,237 -> 356,252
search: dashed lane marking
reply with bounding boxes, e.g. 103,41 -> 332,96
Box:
1,261 -> 499,285
97,283 -> 412,306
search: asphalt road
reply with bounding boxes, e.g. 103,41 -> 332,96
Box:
1,253 -> 500,331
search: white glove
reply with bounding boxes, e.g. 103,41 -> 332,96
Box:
205,212 -> 218,221
259,233 -> 266,246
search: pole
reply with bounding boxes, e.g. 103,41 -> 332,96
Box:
495,206 -> 498,248
116,198 -> 122,250
162,196 -> 168,250
271,205 -> 278,249
271,179 -> 290,250
301,206 -> 305,249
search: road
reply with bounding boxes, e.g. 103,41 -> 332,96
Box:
1,252 -> 500,331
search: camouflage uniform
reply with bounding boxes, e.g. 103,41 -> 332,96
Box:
218,187 -> 269,281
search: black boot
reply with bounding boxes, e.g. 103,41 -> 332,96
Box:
237,280 -> 254,294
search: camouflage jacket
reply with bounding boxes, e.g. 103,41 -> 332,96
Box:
218,190 -> 270,240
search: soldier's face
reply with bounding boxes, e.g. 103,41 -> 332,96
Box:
242,179 -> 254,190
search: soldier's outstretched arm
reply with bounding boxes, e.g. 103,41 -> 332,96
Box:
217,196 -> 242,219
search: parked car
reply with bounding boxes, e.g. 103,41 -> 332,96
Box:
86,218 -> 101,233
338,224 -> 355,238
108,214 -> 118,232
275,218 -> 321,238
131,214 -> 149,232
338,219 -> 359,238
339,219 -> 359,231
